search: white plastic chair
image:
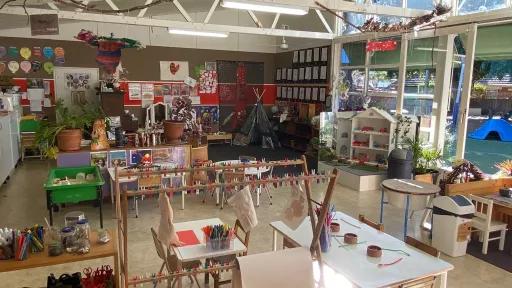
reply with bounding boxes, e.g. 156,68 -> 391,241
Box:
469,195 -> 507,255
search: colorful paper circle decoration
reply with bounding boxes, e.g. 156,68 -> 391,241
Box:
31,60 -> 41,72
0,46 -> 6,58
0,62 -> 6,74
8,47 -> 19,58
54,57 -> 65,66
20,61 -> 31,73
20,47 -> 31,60
32,47 -> 42,58
43,47 -> 54,59
8,61 -> 19,73
54,47 -> 65,57
43,62 -> 54,74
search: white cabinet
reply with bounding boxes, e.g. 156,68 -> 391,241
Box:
0,113 -> 19,186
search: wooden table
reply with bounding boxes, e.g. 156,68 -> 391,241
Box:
173,218 -> 247,288
270,212 -> 453,288
0,229 -> 119,286
484,193 -> 512,228
206,133 -> 232,145
380,179 -> 440,240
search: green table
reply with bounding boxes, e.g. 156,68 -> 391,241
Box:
44,166 -> 105,228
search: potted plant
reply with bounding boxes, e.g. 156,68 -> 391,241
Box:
164,96 -> 195,144
405,138 -> 442,183
36,100 -> 99,158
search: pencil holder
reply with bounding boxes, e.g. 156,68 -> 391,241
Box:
203,235 -> 234,251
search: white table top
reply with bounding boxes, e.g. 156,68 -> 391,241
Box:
173,218 -> 247,262
215,160 -> 270,175
271,211 -> 453,288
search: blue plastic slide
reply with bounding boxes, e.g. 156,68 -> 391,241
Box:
469,119 -> 512,142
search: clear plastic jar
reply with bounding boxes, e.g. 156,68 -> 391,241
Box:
61,226 -> 77,252
75,219 -> 91,254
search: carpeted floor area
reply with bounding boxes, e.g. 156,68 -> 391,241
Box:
467,231 -> 512,272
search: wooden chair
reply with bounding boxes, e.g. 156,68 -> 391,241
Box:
469,195 -> 507,254
358,214 -> 384,232
207,219 -> 251,287
405,236 -> 440,258
150,228 -> 201,288
135,174 -> 162,218
220,171 -> 246,209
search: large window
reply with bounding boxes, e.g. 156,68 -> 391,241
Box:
458,0 -> 508,15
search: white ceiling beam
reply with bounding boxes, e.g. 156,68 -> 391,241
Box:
204,0 -> 220,24
172,0 -> 192,22
271,13 -> 280,29
47,1 -> 59,10
104,0 -> 122,15
74,0 -> 89,12
0,6 -> 333,39
315,9 -> 332,34
247,11 -> 263,28
137,0 -> 153,18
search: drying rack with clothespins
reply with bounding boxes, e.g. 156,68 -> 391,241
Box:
113,155 -> 338,287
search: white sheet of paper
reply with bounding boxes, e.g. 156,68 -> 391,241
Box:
27,88 -> 44,100
29,100 -> 42,112
190,96 -> 200,105
184,76 -> 197,87
43,98 -> 52,107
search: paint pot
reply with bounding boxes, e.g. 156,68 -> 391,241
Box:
343,233 -> 358,244
367,245 -> 383,258
330,222 -> 340,233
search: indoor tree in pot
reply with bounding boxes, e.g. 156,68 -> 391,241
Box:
164,96 -> 195,144
36,100 -> 99,158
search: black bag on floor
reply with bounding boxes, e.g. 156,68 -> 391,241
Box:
47,272 -> 82,288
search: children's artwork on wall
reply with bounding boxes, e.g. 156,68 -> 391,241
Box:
32,47 -> 41,58
161,85 -> 171,97
194,105 -> 219,133
19,47 -> 31,60
42,46 -> 53,59
180,84 -> 189,96
160,61 -> 189,81
205,61 -> 216,71
154,84 -> 164,98
7,61 -> 19,74
91,152 -> 108,169
20,61 -> 31,73
141,83 -> 154,100
31,60 -> 41,72
65,72 -> 91,90
0,62 -> 5,75
130,149 -> 152,165
43,62 -> 54,74
199,69 -> 217,94
109,150 -> 127,168
218,84 -> 236,103
8,47 -> 19,58
128,82 -> 141,100
171,84 -> 180,96
0,46 -> 6,58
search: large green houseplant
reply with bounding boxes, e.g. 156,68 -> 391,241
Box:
36,100 -> 103,158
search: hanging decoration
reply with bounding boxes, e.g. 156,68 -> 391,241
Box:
42,46 -> 54,59
0,62 -> 5,75
7,61 -> 19,73
32,47 -> 42,58
74,29 -> 144,75
359,4 -> 452,33
366,40 -> 398,52
0,46 -> 6,58
20,47 -> 31,60
31,60 -> 41,72
20,61 -> 31,73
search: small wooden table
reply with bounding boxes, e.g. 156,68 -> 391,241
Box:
0,229 -> 119,286
206,133 -> 232,145
380,179 -> 440,240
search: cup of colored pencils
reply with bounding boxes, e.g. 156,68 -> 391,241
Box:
202,224 -> 235,251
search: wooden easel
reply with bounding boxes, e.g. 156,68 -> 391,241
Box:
114,155 -> 338,287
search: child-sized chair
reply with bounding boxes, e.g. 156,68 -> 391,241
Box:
469,195 -> 507,255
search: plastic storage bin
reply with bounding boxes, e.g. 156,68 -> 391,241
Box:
44,166 -> 104,204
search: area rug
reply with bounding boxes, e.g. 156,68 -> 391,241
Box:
466,230 -> 512,272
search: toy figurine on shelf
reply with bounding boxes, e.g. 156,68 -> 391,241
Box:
361,126 -> 374,132
379,127 -> 388,133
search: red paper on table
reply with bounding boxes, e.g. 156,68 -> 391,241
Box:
176,230 -> 200,246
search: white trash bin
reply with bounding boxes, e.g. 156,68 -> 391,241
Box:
432,195 -> 474,257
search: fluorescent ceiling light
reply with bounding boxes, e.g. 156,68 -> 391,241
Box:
221,0 -> 308,15
168,28 -> 229,38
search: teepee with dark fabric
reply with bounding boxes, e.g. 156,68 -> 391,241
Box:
239,89 -> 280,148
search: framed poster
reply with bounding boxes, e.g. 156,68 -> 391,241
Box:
293,68 -> 299,82
277,86 -> 281,98
90,152 -> 107,169
109,150 -> 127,168
305,87 -> 311,100
276,68 -> 281,81
299,68 -> 305,81
321,47 -> 328,62
312,87 -> 318,101
305,67 -> 312,81
299,87 -> 305,100
313,66 -> 319,80
319,88 -> 326,102
293,51 -> 299,64
320,66 -> 327,80
287,69 -> 293,81
299,50 -> 305,63
313,47 -> 320,62
287,87 -> 293,99
282,87 -> 287,99
306,49 -> 313,63
293,87 -> 299,99
281,68 -> 287,80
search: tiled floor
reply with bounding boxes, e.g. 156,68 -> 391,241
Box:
0,160 -> 511,287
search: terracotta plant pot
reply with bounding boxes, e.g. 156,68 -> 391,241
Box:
367,245 -> 382,258
56,129 -> 82,151
163,120 -> 185,144
330,223 -> 340,233
414,173 -> 434,184
343,233 -> 358,244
